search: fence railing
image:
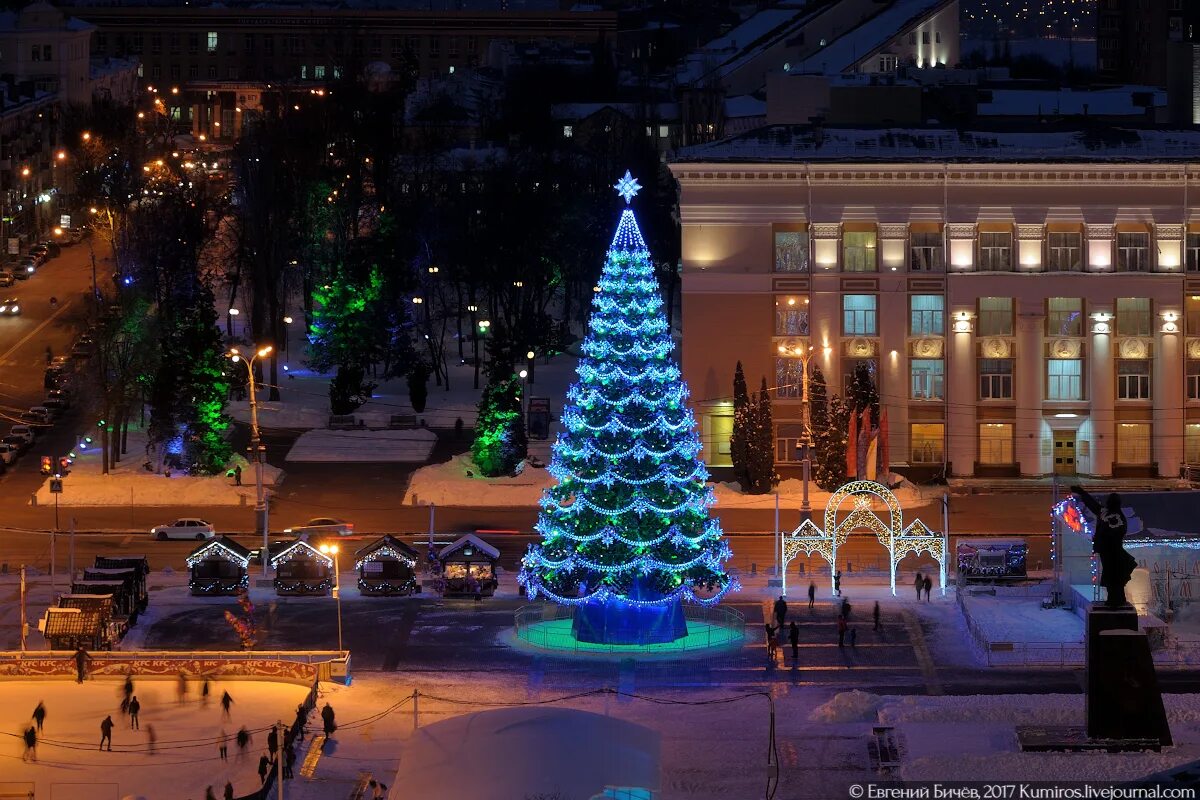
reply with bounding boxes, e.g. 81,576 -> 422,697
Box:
514,603 -> 745,654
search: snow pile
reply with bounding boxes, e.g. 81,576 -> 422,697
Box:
404,452 -> 555,507
285,427 -> 438,463
959,593 -> 1084,644
711,474 -> 933,512
808,690 -> 884,723
33,427 -> 282,507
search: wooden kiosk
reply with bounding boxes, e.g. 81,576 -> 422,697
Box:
270,539 -> 334,596
355,535 -> 420,596
187,537 -> 252,595
436,534 -> 499,597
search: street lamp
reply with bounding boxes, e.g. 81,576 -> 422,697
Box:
229,345 -> 273,569
796,345 -> 816,521
318,543 -> 343,652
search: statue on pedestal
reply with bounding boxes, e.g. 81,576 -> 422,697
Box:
1071,486 -> 1139,608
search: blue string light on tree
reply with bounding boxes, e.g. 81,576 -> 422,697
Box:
518,171 -> 738,644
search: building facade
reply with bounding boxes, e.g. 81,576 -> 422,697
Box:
0,2 -> 94,104
671,127 -> 1200,482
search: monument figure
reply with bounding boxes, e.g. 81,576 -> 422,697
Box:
1070,485 -> 1138,607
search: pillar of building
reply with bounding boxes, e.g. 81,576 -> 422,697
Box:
946,310 -> 975,476
1088,315 -> 1115,477
1154,325 -> 1184,477
1015,306 -> 1044,476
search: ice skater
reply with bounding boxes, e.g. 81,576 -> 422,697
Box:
236,725 -> 252,758
128,696 -> 141,730
258,753 -> 270,784
177,671 -> 188,703
22,725 -> 36,761
73,647 -> 92,683
32,701 -> 45,733
219,728 -> 229,761
763,623 -> 779,663
833,570 -> 842,597
99,715 -> 114,751
146,724 -> 156,755
221,690 -> 234,719
848,626 -> 858,648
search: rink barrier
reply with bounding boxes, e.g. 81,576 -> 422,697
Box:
0,650 -> 350,686
513,603 -> 745,654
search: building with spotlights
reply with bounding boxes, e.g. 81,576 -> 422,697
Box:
671,125 -> 1200,483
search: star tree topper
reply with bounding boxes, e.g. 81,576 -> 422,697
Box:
614,170 -> 642,204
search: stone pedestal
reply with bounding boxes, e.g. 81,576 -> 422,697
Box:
1086,607 -> 1172,746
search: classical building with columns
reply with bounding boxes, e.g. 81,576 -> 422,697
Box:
670,126 -> 1200,482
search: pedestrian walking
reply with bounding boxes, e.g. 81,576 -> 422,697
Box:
223,782 -> 234,800
763,623 -> 778,663
267,726 -> 278,757
73,647 -> 92,683
841,597 -> 852,620
177,671 -> 188,704
914,572 -> 924,601
837,615 -> 847,647
236,726 -> 251,757
201,678 -> 210,706
873,601 -> 881,631
293,704 -> 307,741
321,702 -> 336,738
788,621 -> 799,663
219,729 -> 229,761
22,725 -> 36,761
848,627 -> 858,648
32,701 -> 45,733
221,691 -> 234,719
257,754 -> 270,784
205,787 -> 216,800
233,465 -> 242,486
284,743 -> 295,779
807,581 -> 816,610
128,696 -> 141,730
833,570 -> 842,597
773,595 -> 788,628
99,715 -> 114,751
146,724 -> 156,755
923,575 -> 933,601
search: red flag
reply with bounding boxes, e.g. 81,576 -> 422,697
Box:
860,406 -> 872,438
879,406 -> 890,482
846,408 -> 857,479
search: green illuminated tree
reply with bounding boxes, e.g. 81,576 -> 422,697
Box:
472,372 -> 526,477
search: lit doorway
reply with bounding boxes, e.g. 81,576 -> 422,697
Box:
1053,430 -> 1076,475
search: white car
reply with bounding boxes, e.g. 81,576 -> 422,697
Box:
9,424 -> 37,442
151,518 -> 216,541
0,443 -> 17,465
283,517 -> 355,537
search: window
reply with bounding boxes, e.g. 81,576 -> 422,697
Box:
207,31 -> 218,53
843,295 -> 877,336
1187,424 -> 1200,464
407,36 -> 420,54
658,125 -> 669,138
910,359 -> 944,400
911,424 -> 943,464
775,423 -> 807,463
909,32 -> 917,45
775,296 -> 809,336
30,45 -> 39,62
705,414 -> 733,466
1116,297 -> 1152,336
169,34 -> 180,54
429,36 -> 440,56
188,33 -> 199,54
922,31 -> 931,44
979,359 -> 1013,400
843,231 -> 876,272
43,45 -> 51,61
979,231 -> 1012,271
1047,297 -> 1083,337
1189,296 -> 1200,336
979,423 -> 1014,464
910,295 -> 944,336
264,36 -> 274,56
1188,233 -> 1200,271
1190,361 -> 1200,400
300,65 -> 307,79
333,66 -> 342,79
978,297 -> 1013,336
208,65 -> 217,78
562,125 -> 573,138
151,64 -> 161,78
1116,423 -> 1151,464
774,231 -> 809,273
189,64 -> 199,78
1047,359 -> 1083,400
226,66 -> 238,80
97,33 -> 107,51
314,65 -> 326,79
1117,232 -> 1151,272
285,36 -> 302,55
170,64 -> 180,80
910,231 -> 943,271
1047,232 -> 1083,272
1117,360 -> 1151,400
775,358 -> 803,399
843,359 -> 877,392
244,34 -> 255,54
371,37 -> 382,56
151,34 -> 161,55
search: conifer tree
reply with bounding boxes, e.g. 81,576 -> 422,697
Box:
745,377 -> 777,494
814,394 -> 850,491
472,373 -> 527,477
730,361 -> 751,490
847,362 -> 879,418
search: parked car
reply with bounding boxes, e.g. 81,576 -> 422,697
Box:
151,518 -> 216,541
6,425 -> 34,445
38,240 -> 60,258
16,258 -> 35,278
46,388 -> 70,405
0,270 -> 14,287
69,341 -> 92,359
283,517 -> 355,537
0,443 -> 18,464
1,435 -> 29,454
42,397 -> 68,416
31,403 -> 60,421
20,409 -> 51,426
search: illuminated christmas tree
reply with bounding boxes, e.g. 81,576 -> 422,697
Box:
518,171 -> 737,644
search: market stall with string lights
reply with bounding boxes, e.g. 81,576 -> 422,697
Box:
270,539 -> 334,596
355,535 -> 420,596
187,536 -> 251,595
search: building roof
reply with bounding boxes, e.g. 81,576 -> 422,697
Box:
552,102 -> 679,121
438,533 -> 499,561
796,0 -> 952,75
355,534 -> 420,566
978,86 -> 1167,118
188,536 -> 251,566
66,0 -> 571,11
94,555 -> 150,575
673,125 -> 1200,164
270,538 -> 333,568
43,606 -> 103,638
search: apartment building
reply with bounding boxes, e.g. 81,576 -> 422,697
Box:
670,125 -> 1200,482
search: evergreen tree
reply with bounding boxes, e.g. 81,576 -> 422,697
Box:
729,361 -> 751,491
745,377 -> 777,494
809,365 -> 828,433
847,362 -> 880,418
519,176 -> 736,629
813,394 -> 850,491
178,286 -> 233,474
472,373 -> 527,477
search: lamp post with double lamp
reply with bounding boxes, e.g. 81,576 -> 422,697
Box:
318,543 -> 343,652
794,344 -> 816,521
228,345 -> 273,570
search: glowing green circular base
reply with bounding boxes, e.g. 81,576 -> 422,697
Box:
512,616 -> 744,658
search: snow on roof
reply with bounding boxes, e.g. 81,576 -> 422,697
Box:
724,94 -> 767,119
801,0 -> 951,75
979,87 -> 1168,118
354,534 -> 419,563
393,707 -> 659,798
552,102 -> 679,121
674,126 -> 1200,164
438,533 -> 500,561
270,538 -> 332,567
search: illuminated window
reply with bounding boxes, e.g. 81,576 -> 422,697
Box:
910,295 -> 943,335
1187,233 -> 1200,271
1047,359 -> 1083,401
910,359 -> 944,400
774,230 -> 809,273
978,297 -> 1013,336
562,125 -> 573,138
1116,297 -> 1152,336
705,413 -> 733,466
1047,298 -> 1083,337
1047,232 -> 1082,272
1117,232 -> 1151,272
775,423 -> 808,463
1116,423 -> 1151,464
1188,361 -> 1200,400
207,31 -> 218,53
774,296 -> 809,335
1117,361 -> 1151,400
843,231 -> 876,272
979,423 -> 1014,464
314,65 -> 325,79
1186,424 -> 1200,464
911,424 -> 943,464
909,231 -> 943,271
978,359 -> 1013,400
775,358 -> 803,399
842,295 -> 877,336
979,232 -> 1012,271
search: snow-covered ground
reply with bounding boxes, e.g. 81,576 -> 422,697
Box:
403,452 -> 555,506
284,428 -> 437,463
959,592 -> 1084,644
0,678 -> 309,799
711,474 -> 937,512
32,428 -> 282,508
